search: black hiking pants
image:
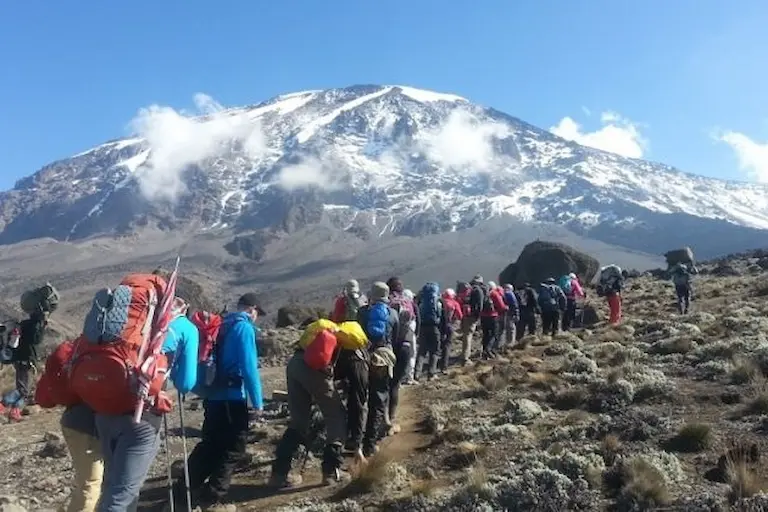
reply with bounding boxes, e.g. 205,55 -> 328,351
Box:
364,368 -> 390,456
415,325 -> 441,380
182,399 -> 248,503
676,284 -> 691,314
517,312 -> 536,340
480,316 -> 497,355
562,299 -> 577,331
13,361 -> 32,404
389,342 -> 412,423
342,357 -> 369,451
541,310 -> 559,336
439,326 -> 454,371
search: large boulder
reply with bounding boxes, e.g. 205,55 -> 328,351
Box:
664,247 -> 695,268
153,269 -> 218,315
498,241 -> 599,288
276,303 -> 328,328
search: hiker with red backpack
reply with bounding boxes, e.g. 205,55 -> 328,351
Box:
331,279 -> 367,323
270,318 -> 355,487
173,293 -> 265,509
357,282 -> 399,458
479,282 -> 508,360
439,288 -> 463,372
31,268 -> 188,511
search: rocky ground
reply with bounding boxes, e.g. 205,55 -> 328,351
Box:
4,254 -> 768,510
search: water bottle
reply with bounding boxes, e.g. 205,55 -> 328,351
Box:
7,327 -> 20,349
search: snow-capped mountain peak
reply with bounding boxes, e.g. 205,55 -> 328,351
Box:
1,84 -> 767,258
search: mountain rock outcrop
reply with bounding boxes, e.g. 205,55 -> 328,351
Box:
499,240 -> 599,287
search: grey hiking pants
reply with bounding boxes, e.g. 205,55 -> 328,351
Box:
95,414 -> 161,512
272,352 -> 346,477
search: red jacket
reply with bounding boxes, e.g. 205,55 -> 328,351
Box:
442,297 -> 464,324
331,295 -> 349,323
480,288 -> 508,318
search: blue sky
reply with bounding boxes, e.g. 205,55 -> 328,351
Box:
2,0 -> 768,190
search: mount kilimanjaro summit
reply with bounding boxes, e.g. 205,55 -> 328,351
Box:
0,84 -> 767,311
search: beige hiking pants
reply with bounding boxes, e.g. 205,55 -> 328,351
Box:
460,316 -> 479,362
61,426 -> 104,512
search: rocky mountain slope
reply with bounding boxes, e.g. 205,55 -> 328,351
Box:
2,85 -> 768,258
4,252 -> 768,511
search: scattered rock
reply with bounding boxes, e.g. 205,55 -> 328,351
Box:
504,398 -> 543,425
276,304 -> 326,328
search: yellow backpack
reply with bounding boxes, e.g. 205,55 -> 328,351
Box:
297,319 -> 338,349
336,321 -> 368,350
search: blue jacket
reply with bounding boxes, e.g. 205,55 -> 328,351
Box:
503,291 -> 520,318
207,312 -> 263,410
162,315 -> 200,394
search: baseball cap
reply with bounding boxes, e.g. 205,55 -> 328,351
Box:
237,293 -> 266,315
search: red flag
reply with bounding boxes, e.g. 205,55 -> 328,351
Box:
133,256 -> 180,423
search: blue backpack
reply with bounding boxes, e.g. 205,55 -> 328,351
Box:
558,275 -> 573,295
420,282 -> 443,326
366,302 -> 390,343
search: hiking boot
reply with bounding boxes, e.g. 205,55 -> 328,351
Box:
268,472 -> 303,489
388,423 -> 401,436
322,468 -> 351,486
8,408 -> 22,422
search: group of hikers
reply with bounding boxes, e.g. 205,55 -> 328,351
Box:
0,258 -> 700,511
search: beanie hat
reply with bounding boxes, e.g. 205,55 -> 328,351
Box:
370,282 -> 390,303
345,279 -> 360,296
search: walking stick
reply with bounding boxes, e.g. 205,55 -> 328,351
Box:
162,415 -> 175,512
177,391 -> 193,512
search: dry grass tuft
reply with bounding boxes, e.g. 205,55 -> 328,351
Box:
619,457 -> 671,508
561,410 -> 592,426
743,393 -> 768,417
598,329 -> 626,344
726,452 -> 768,502
410,478 -> 443,497
663,423 -> 713,453
730,357 -> 760,385
551,387 -> 588,410
601,434 -> 622,465
342,451 -> 395,496
528,371 -> 562,392
444,441 -> 487,470
464,462 -> 492,500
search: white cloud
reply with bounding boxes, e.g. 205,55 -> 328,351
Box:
550,111 -> 647,159
417,109 -> 510,172
274,156 -> 345,191
716,130 -> 768,183
128,93 -> 268,202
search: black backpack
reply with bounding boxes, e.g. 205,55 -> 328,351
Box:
469,284 -> 485,316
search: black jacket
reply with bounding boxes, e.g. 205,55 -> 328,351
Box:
12,313 -> 46,363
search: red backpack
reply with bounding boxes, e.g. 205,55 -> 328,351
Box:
69,273 -> 172,416
191,311 -> 223,363
34,339 -> 82,409
303,329 -> 339,371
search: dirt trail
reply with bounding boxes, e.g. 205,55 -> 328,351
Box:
139,385 -> 431,511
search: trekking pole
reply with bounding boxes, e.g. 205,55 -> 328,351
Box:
177,391 -> 193,512
162,415 -> 175,512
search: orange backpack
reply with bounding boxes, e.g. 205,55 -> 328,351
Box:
69,273 -> 171,415
34,339 -> 83,409
303,329 -> 339,371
